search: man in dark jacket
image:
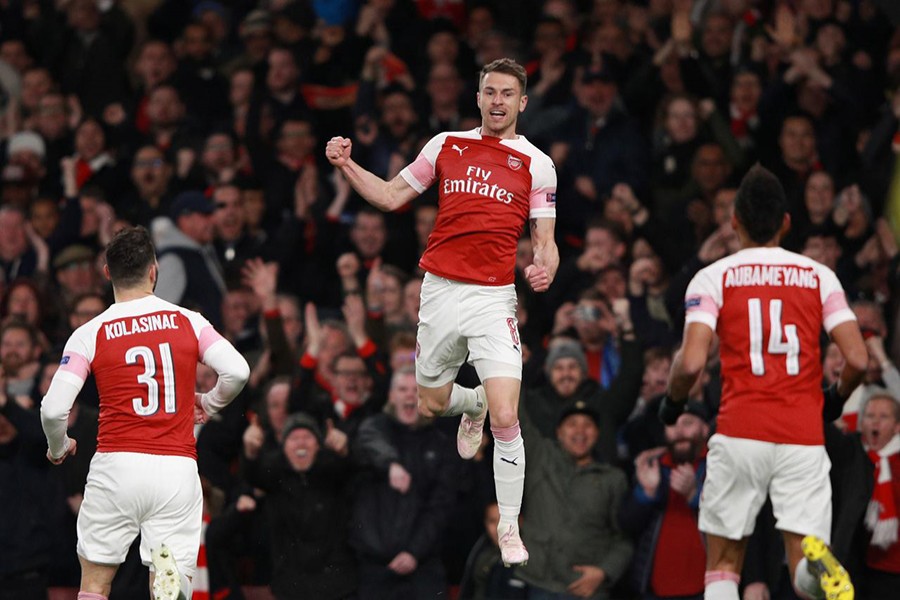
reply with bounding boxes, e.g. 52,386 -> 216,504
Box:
241,411 -> 357,600
520,337 -> 642,464
619,402 -> 710,600
350,366 -> 457,600
517,399 -> 633,599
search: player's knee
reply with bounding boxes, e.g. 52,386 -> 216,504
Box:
489,405 -> 518,429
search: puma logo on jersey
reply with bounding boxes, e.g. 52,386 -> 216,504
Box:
500,457 -> 519,466
452,144 -> 468,156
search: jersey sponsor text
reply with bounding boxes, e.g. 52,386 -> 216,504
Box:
442,166 -> 515,204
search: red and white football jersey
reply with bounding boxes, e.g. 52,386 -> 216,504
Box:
400,128 -> 557,286
684,247 -> 856,445
55,296 -> 224,458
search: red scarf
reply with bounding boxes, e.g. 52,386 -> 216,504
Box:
74,153 -> 114,190
729,103 -> 758,140
866,434 -> 900,550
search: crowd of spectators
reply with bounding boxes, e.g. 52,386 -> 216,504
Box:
3,0 -> 900,598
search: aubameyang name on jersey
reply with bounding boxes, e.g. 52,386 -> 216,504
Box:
104,314 -> 180,339
442,166 -> 515,204
724,265 -> 818,289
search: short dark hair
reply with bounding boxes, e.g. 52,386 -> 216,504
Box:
586,217 -> 627,245
734,165 -> 787,244
480,58 -> 527,94
0,317 -> 38,348
105,226 -> 156,289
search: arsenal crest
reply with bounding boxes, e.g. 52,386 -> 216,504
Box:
507,155 -> 523,170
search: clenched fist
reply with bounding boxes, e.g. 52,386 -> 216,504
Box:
326,137 -> 353,167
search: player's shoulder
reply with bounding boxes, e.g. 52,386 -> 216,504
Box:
505,134 -> 553,163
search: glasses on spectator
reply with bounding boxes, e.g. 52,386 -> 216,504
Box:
134,158 -> 164,168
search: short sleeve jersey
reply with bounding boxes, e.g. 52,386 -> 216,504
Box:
54,295 -> 225,458
684,247 -> 856,445
400,128 -> 556,285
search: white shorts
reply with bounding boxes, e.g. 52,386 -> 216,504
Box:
77,452 -> 202,577
699,434 -> 832,542
416,272 -> 522,387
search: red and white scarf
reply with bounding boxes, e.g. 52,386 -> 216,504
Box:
866,433 -> 900,549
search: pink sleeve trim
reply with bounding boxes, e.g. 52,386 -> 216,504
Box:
687,295 -> 719,318
59,352 -> 90,382
823,290 -> 849,318
402,154 -> 435,192
529,186 -> 556,210
198,326 -> 225,359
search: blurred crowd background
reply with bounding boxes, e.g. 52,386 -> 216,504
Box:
2,0 -> 900,599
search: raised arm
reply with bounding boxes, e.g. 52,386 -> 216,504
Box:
325,136 -> 419,212
526,217 -> 559,292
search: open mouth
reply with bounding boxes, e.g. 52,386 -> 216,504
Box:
294,449 -> 308,457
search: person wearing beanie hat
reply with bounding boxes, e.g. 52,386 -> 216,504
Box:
241,408 -> 358,599
514,385 -> 634,597
7,130 -> 46,161
4,131 -> 47,193
520,335 -> 643,465
544,339 -> 588,380
281,412 -> 323,446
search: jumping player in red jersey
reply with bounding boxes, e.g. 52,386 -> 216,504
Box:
660,166 -> 868,600
326,58 -> 558,566
40,226 -> 250,600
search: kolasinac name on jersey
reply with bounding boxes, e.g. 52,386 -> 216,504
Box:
103,313 -> 180,339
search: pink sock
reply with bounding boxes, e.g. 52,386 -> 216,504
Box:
78,593 -> 108,600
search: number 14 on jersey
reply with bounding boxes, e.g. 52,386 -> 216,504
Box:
748,298 -> 800,376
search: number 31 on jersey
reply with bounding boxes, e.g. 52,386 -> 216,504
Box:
127,343 -> 177,415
